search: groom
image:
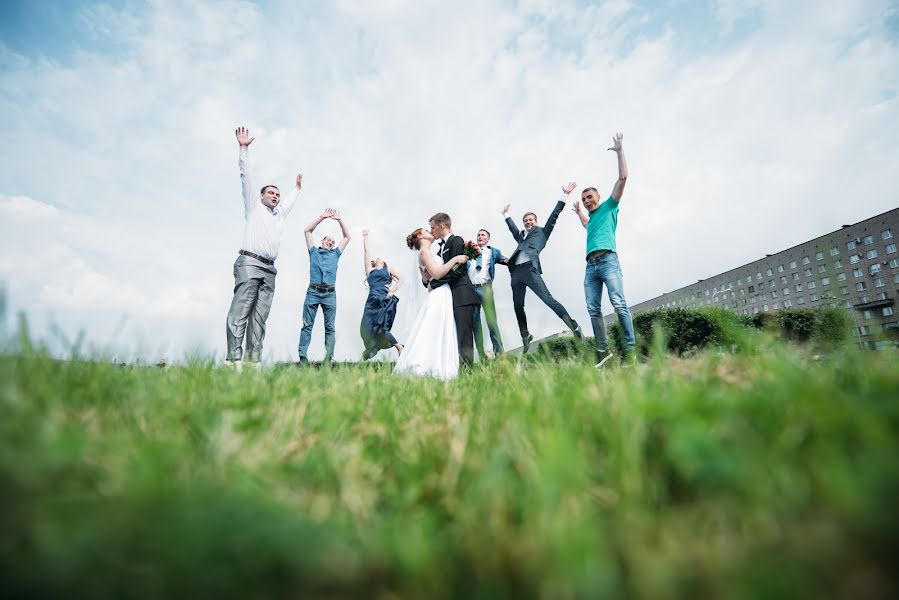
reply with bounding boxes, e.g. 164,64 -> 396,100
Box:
428,212 -> 480,367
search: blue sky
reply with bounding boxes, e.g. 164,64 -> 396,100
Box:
2,0 -> 898,362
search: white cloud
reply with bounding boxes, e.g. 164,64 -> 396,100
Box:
1,0 -> 897,362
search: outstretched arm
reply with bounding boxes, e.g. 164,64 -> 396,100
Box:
236,126 -> 256,214
571,200 -> 589,229
304,209 -> 332,250
544,181 -> 576,240
362,229 -> 373,275
280,173 -> 302,217
331,210 -> 351,252
386,267 -> 402,298
420,251 -> 468,279
503,204 -> 521,239
608,132 -> 627,202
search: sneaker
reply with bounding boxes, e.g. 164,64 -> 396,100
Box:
594,349 -> 614,369
620,352 -> 637,368
521,334 -> 534,354
573,324 -> 586,343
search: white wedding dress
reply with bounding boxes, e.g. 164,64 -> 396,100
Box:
393,251 -> 459,380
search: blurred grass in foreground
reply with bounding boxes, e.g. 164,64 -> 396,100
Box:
1,338 -> 898,599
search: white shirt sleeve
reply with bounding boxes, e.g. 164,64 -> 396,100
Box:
279,186 -> 300,218
239,147 -> 255,216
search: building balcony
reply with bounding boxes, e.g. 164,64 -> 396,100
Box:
853,296 -> 894,310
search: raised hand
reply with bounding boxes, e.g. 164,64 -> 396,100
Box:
295,174 -> 303,189
320,209 -> 333,219
562,181 -> 577,195
502,203 -> 511,216
607,132 -> 624,153
362,228 -> 369,237
235,126 -> 255,147
571,200 -> 581,213
330,210 -> 342,221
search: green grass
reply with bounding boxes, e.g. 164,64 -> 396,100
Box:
2,340 -> 898,598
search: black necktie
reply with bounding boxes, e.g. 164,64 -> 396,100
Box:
439,239 -> 446,250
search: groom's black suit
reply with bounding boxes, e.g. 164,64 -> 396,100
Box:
430,234 -> 480,366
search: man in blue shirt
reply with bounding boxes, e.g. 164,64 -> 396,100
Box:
298,209 -> 351,364
572,132 -> 636,368
468,228 -> 507,358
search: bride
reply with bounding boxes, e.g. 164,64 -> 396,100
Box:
393,227 -> 469,380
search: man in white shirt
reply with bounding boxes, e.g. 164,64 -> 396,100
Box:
467,229 -> 507,358
225,126 -> 302,366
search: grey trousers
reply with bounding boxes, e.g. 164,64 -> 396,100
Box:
226,254 -> 276,362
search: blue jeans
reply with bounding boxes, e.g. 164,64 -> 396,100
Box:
298,287 -> 337,360
584,252 -> 635,353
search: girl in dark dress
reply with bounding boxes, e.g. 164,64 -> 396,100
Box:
361,229 -> 403,359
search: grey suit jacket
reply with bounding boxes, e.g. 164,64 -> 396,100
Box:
505,199 -> 566,275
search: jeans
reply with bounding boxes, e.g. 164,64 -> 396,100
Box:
584,252 -> 635,353
297,287 -> 337,360
510,262 -> 575,338
473,282 -> 504,356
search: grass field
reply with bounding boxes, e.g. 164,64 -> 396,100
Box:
2,338 -> 898,598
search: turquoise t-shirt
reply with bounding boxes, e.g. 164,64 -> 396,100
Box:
586,196 -> 619,255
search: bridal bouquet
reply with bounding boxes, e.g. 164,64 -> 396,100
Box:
451,241 -> 481,273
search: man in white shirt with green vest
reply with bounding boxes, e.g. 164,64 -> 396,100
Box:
572,132 -> 636,367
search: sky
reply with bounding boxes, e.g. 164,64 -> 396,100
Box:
1,0 -> 898,363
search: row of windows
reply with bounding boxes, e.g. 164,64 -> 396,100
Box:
863,307 -> 895,319
660,271 -> 899,311
847,229 -> 893,251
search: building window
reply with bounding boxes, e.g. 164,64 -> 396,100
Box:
890,259 -> 899,269
748,285 -> 755,293
850,254 -> 861,264
740,289 -> 745,296
818,265 -> 827,273
844,300 -> 852,308
763,304 -> 769,311
852,268 -> 863,278
796,284 -> 803,292
847,240 -> 857,250
887,244 -> 897,254
808,281 -> 816,289
840,286 -> 849,295
767,268 -> 774,276
884,307 -> 895,317
837,272 -> 847,281
867,249 -> 878,259
773,301 -> 780,309
856,282 -> 867,291
737,278 -> 743,285
815,251 -> 824,260
802,256 -> 810,265
810,293 -> 818,302
797,296 -> 806,305
789,260 -> 797,269
863,235 -> 874,245
793,273 -> 800,281
834,259 -> 843,268
878,292 -> 888,301
863,310 -> 873,319
771,289 -> 778,298
778,265 -> 785,273
894,274 -> 899,284
759,281 -> 766,289
804,268 -> 813,277
871,263 -> 882,274
830,246 -> 839,256
784,287 -> 791,296
883,229 -> 894,240
857,325 -> 870,336
784,299 -> 792,308
822,277 -> 831,285
756,272 -> 762,280
874,278 -> 885,288
740,298 -> 747,306
780,276 -> 787,284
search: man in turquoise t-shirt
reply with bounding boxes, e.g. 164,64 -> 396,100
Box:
572,132 -> 636,368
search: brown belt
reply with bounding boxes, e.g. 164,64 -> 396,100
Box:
586,249 -> 611,263
239,250 -> 275,266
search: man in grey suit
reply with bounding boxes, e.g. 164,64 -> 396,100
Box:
503,182 -> 585,353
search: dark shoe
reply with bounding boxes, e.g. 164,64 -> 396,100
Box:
620,352 -> 637,368
297,357 -> 310,366
594,349 -> 614,369
572,324 -> 585,342
522,334 -> 534,354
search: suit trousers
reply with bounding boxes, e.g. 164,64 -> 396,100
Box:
509,262 -> 572,338
226,255 -> 276,362
454,304 -> 475,367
